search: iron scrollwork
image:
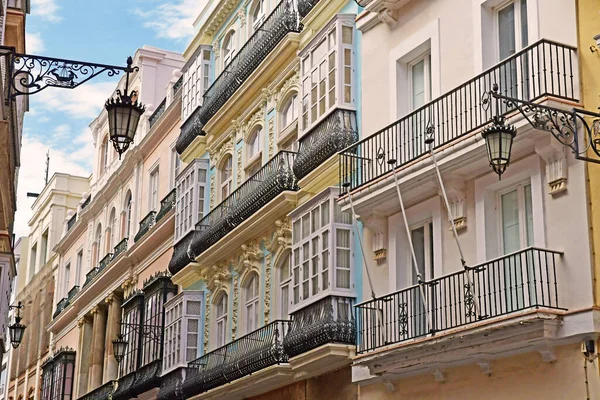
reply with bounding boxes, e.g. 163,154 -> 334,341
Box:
485,84 -> 600,163
0,46 -> 134,101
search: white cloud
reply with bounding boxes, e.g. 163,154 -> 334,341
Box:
133,0 -> 204,40
30,0 -> 61,22
32,81 -> 116,120
13,135 -> 91,238
25,32 -> 45,54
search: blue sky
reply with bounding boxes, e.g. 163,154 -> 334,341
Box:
14,0 -> 203,237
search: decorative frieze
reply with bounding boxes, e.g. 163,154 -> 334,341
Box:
210,174 -> 215,209
204,292 -> 212,351
264,253 -> 272,324
268,118 -> 275,157
237,148 -> 243,185
231,275 -> 239,340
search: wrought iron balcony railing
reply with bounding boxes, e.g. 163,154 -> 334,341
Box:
149,98 -> 167,129
67,285 -> 79,302
155,188 -> 176,223
339,39 -> 578,194
78,381 -> 115,400
283,295 -> 356,358
356,247 -> 563,353
173,76 -> 183,94
53,298 -> 68,319
180,151 -> 297,272
113,237 -> 128,259
184,320 -> 289,396
176,0 -> 321,154
134,211 -> 157,243
67,212 -> 77,232
81,195 -> 91,210
83,267 -> 98,288
294,108 -> 358,180
98,253 -> 113,273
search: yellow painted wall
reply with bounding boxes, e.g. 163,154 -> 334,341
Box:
360,345 -> 600,400
579,0 -> 600,306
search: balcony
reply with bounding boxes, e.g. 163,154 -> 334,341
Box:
173,151 -> 298,274
113,237 -> 128,259
283,296 -> 356,358
112,360 -> 162,400
67,285 -> 79,302
67,212 -> 77,232
81,195 -> 91,210
98,252 -> 113,273
175,0 -> 321,154
173,76 -> 183,93
183,320 -> 289,397
155,188 -> 176,223
294,109 -> 358,180
149,98 -> 167,129
134,211 -> 156,243
339,39 -> 578,195
83,266 -> 99,288
78,381 -> 115,400
355,247 -> 563,354
53,298 -> 68,319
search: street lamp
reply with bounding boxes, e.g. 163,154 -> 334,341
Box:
481,115 -> 516,179
112,333 -> 128,363
8,302 -> 26,349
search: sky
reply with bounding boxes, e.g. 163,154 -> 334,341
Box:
14,0 -> 204,238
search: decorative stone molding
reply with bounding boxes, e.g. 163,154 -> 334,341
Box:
105,293 -> 115,305
476,360 -> 492,376
261,87 -> 277,106
210,174 -> 216,209
204,292 -> 212,351
535,138 -> 568,196
244,107 -> 265,142
267,118 -> 275,157
368,0 -> 413,27
77,317 -> 89,329
362,214 -> 387,264
231,275 -> 239,339
441,178 -> 467,231
264,253 -> 272,324
90,305 -> 101,316
238,241 -> 261,276
377,8 -> 397,24
275,69 -> 300,106
265,218 -> 292,252
238,9 -> 246,26
210,137 -> 234,168
204,263 -> 231,293
236,148 -> 243,185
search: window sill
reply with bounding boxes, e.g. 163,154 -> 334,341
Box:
277,120 -> 298,147
245,152 -> 262,174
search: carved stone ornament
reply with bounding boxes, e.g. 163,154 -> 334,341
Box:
231,275 -> 239,339
210,174 -> 216,209
237,148 -> 243,185
442,178 -> 467,231
268,118 -> 275,157
204,263 -> 232,292
204,292 -> 212,350
264,253 -> 272,324
536,139 -> 568,196
265,218 -> 292,252
362,214 -> 387,264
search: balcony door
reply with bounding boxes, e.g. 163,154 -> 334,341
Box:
409,222 -> 434,337
496,0 -> 529,100
408,53 -> 431,159
499,183 -> 534,311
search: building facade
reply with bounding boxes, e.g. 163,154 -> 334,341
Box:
0,0 -> 28,366
339,0 -> 600,399
7,173 -> 88,400
46,46 -> 184,400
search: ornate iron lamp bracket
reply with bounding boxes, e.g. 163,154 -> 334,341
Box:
0,46 -> 134,103
487,85 -> 600,164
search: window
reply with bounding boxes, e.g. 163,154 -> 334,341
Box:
163,291 -> 203,374
40,349 -> 75,400
244,273 -> 260,333
63,263 -> 71,296
410,222 -> 434,336
182,46 -> 212,121
278,252 -> 292,319
499,183 -> 533,254
41,229 -> 48,266
76,250 -> 83,286
171,148 -> 182,188
300,17 -> 355,133
291,189 -> 353,309
220,155 -> 233,201
108,208 -> 116,251
496,0 -> 528,98
93,224 -> 102,266
100,136 -> 109,172
29,243 -> 37,281
149,167 -> 160,211
215,293 -> 228,348
124,191 -> 133,240
175,159 -> 208,243
246,126 -> 262,176
250,0 -> 266,32
281,94 -> 298,130
409,53 -> 431,110
222,30 -> 236,69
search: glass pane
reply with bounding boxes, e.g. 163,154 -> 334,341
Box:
342,26 -> 353,44
411,59 -> 425,109
321,200 -> 330,226
498,3 -> 516,60
501,189 -> 520,254
411,226 -> 425,284
524,184 -> 534,246
521,0 -> 528,48
311,208 -> 320,233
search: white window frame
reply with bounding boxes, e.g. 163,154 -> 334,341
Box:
101,136 -> 109,173
243,273 -> 260,334
75,249 -> 83,286
63,262 -> 71,297
170,146 -> 181,189
299,15 -> 356,137
496,180 -> 534,254
214,293 -> 228,349
408,52 -> 432,111
162,291 -> 204,375
219,155 -> 233,202
278,251 -> 292,319
108,208 -> 117,251
174,159 -> 209,244
149,165 -> 160,212
494,0 -> 528,62
408,220 -> 434,284
250,0 -> 267,33
289,187 -> 354,313
182,45 -> 213,122
245,126 -> 263,175
222,30 -> 237,70
125,192 -> 133,241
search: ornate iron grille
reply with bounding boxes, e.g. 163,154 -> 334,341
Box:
183,320 -> 289,397
113,237 -> 128,259
53,298 -> 68,319
67,286 -> 79,302
98,252 -> 113,273
294,108 -> 358,179
83,267 -> 98,288
81,195 -> 91,210
168,230 -> 195,276
66,213 -> 77,232
176,0 -> 321,154
149,98 -> 167,129
40,348 -> 76,400
173,76 -> 183,94
339,39 -> 578,194
134,211 -> 156,243
77,381 -> 115,400
183,151 -> 298,268
155,188 -> 176,223
283,296 -> 356,358
356,247 -> 563,353
158,369 -> 187,400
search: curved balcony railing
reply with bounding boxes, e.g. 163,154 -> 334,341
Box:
149,98 -> 167,129
179,151 -> 297,272
134,211 -> 157,243
294,108 -> 358,180
184,320 -> 289,396
79,381 -> 115,400
176,0 -> 321,154
283,295 -> 356,358
339,39 -> 578,194
113,237 -> 128,259
81,195 -> 91,210
67,212 -> 77,232
155,188 -> 176,223
356,247 -> 563,353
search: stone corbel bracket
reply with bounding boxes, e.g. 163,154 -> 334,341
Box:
441,177 -> 467,231
367,0 -> 414,26
362,214 -> 388,264
535,138 -> 568,196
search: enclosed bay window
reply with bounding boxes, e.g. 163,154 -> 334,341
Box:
119,292 -> 144,377
182,46 -> 213,122
163,291 -> 203,374
40,348 -> 75,400
300,15 -> 355,134
214,293 -> 228,349
175,159 -> 208,243
244,273 -> 260,334
290,187 -> 354,312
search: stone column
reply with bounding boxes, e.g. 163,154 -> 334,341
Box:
103,293 -> 122,383
76,316 -> 93,397
88,305 -> 107,390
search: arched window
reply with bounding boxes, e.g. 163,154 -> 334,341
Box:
93,224 -> 102,266
222,30 -> 236,68
108,208 -> 116,252
124,191 -> 133,240
214,293 -> 228,348
247,126 -> 262,161
100,135 -> 109,172
277,251 -> 292,319
250,0 -> 266,31
244,273 -> 260,333
219,155 -> 233,200
281,93 -> 298,130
